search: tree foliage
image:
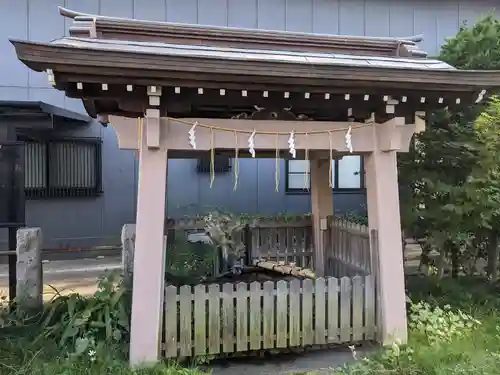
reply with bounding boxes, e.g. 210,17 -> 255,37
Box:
399,14 -> 500,278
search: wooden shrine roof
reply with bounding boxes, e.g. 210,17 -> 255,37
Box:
8,7 -> 500,120
58,6 -> 427,58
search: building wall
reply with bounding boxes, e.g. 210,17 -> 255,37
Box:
0,0 -> 498,249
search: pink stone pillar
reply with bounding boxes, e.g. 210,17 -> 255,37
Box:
365,149 -> 408,345
310,158 -> 333,277
129,120 -> 168,366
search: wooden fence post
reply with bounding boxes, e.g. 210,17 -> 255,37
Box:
243,224 -> 252,265
370,229 -> 382,342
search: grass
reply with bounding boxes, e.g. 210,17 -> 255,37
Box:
336,276 -> 500,375
0,330 -> 206,375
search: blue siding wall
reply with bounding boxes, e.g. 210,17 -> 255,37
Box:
0,0 -> 498,248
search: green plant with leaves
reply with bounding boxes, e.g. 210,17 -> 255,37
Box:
340,210 -> 368,226
462,96 -> 500,281
337,277 -> 500,374
399,109 -> 479,277
408,301 -> 481,345
398,14 -> 500,278
166,234 -> 218,285
203,210 -> 246,269
37,271 -> 130,358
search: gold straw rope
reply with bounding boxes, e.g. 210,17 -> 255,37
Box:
328,131 -> 333,188
210,127 -> 215,188
166,116 -> 369,135
275,133 -> 280,192
304,133 -> 310,191
136,117 -> 143,159
233,131 -> 239,191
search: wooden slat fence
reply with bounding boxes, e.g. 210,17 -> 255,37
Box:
164,275 -> 376,358
326,217 -> 371,277
248,217 -> 313,268
164,216 -> 314,269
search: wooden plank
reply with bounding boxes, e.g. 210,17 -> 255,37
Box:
222,283 -> 235,353
164,285 -> 178,358
285,227 -> 293,264
303,228 -> 312,267
178,285 -> 193,357
263,228 -> 270,258
327,277 -> 339,343
262,281 -> 275,349
194,284 -> 207,355
289,279 -> 301,347
314,278 -> 326,345
343,230 -> 349,264
236,282 -> 248,352
279,227 -> 287,263
249,282 -> 262,350
251,218 -> 312,229
352,276 -> 364,342
301,278 -> 314,346
340,277 -> 352,343
251,227 -> 260,261
280,228 -> 297,263
333,225 -> 339,259
208,283 -> 221,354
267,228 -> 276,258
364,239 -> 371,272
276,280 -> 288,348
364,275 -> 376,341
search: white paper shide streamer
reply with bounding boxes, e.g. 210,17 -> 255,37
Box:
288,130 -> 296,158
475,89 -> 486,103
188,121 -> 198,149
345,126 -> 353,153
248,130 -> 256,158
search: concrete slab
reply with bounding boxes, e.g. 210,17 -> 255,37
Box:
207,345 -> 377,375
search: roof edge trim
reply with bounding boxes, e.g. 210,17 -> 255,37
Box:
0,100 -> 92,123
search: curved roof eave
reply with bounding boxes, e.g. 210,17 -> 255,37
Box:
9,37 -> 500,92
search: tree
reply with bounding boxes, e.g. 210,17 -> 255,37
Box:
466,97 -> 500,280
399,14 -> 500,278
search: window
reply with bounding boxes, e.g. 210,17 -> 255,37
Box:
286,155 -> 364,192
23,138 -> 102,199
196,154 -> 231,173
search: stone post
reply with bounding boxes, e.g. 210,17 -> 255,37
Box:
16,227 -> 43,313
121,224 -> 136,288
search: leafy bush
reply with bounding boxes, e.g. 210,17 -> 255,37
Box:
408,301 -> 480,345
337,276 -> 500,375
37,271 -> 130,359
166,232 -> 218,284
340,211 -> 368,226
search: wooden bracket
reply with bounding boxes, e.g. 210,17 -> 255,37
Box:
377,117 -> 404,151
145,109 -> 160,149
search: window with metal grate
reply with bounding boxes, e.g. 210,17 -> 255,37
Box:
23,138 -> 102,199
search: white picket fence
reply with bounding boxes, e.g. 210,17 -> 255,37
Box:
164,275 -> 376,358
